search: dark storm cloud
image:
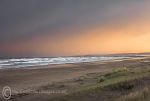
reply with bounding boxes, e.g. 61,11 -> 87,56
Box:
1,0 -> 149,43
0,0 -> 100,42
0,0 -> 150,58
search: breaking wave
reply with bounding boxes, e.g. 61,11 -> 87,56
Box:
0,56 -> 130,69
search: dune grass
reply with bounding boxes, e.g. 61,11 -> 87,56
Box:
50,68 -> 150,101
71,67 -> 150,92
120,86 -> 150,101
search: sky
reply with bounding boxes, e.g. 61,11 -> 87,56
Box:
0,0 -> 150,58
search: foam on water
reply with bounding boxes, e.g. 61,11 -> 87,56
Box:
0,56 -> 130,69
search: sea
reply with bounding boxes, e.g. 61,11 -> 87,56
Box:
0,55 -> 147,69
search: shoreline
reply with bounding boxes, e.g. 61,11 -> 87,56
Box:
0,56 -> 148,71
0,57 -> 150,100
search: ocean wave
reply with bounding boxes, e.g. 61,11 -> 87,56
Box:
0,56 -> 130,69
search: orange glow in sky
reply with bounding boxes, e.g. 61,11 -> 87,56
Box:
2,19 -> 150,57
0,1 -> 150,57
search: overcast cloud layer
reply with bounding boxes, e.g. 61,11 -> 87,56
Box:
0,0 -> 150,58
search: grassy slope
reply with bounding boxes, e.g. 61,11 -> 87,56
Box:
120,86 -> 150,101
50,68 -> 150,101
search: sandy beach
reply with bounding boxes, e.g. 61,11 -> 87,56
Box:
0,57 -> 150,101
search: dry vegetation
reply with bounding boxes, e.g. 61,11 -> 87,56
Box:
50,67 -> 150,101
119,86 -> 150,101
